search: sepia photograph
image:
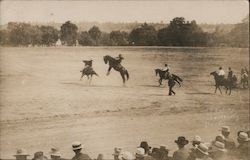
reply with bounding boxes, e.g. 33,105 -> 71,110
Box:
0,0 -> 249,160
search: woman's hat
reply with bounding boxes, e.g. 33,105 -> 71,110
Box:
49,148 -> 62,157
13,149 -> 30,156
192,135 -> 202,142
112,147 -> 122,156
72,141 -> 82,150
118,151 -> 134,160
237,132 -> 250,142
196,143 -> 209,155
175,136 -> 189,145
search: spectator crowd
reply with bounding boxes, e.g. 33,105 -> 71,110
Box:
12,126 -> 249,160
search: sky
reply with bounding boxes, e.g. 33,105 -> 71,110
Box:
0,0 -> 249,25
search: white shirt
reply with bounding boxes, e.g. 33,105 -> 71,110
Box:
217,69 -> 225,76
162,66 -> 170,72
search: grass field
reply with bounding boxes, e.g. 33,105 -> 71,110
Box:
0,47 -> 249,159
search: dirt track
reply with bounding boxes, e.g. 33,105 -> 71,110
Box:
0,47 -> 249,158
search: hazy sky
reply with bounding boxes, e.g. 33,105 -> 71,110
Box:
0,0 -> 249,25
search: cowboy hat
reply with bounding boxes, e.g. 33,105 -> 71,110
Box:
49,148 -> 62,157
72,141 -> 82,150
175,136 -> 189,145
237,132 -> 250,142
13,149 -> 30,156
196,143 -> 209,155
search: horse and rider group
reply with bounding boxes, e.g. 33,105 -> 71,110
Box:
80,54 -> 249,96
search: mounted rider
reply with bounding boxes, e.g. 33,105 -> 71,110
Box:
217,67 -> 225,81
115,54 -> 124,64
82,59 -> 93,72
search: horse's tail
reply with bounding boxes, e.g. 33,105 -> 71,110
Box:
94,72 -> 99,77
155,69 -> 158,76
125,70 -> 129,80
103,55 -> 108,64
172,74 -> 183,82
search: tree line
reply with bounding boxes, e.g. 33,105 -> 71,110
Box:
0,17 -> 248,47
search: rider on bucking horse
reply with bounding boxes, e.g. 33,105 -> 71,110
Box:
82,59 -> 93,72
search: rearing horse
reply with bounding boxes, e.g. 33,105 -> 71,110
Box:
103,55 -> 129,84
155,69 -> 182,86
210,71 -> 236,95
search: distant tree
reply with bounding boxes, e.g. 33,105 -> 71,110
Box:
88,26 -> 101,45
129,23 -> 157,45
60,21 -> 78,46
0,29 -> 8,45
158,17 -> 208,46
99,32 -> 112,46
40,26 -> 59,46
78,31 -> 95,46
110,30 -> 129,46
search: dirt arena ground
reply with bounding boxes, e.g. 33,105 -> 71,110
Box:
0,47 -> 249,159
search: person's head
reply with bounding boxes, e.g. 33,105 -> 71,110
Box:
196,143 -> 209,159
220,126 -> 230,137
32,151 -> 48,160
165,64 -> 168,67
215,135 -> 225,144
14,149 -> 30,160
237,132 -> 250,144
192,135 -> 201,147
219,67 -> 222,70
113,147 -> 122,160
118,54 -> 123,58
175,136 -> 189,149
139,141 -> 150,154
228,67 -> 231,70
118,151 -> 134,160
50,148 -> 61,160
72,141 -> 82,154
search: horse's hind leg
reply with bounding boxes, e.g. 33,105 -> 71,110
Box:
120,73 -> 125,84
107,66 -> 112,75
80,73 -> 84,80
159,79 -> 162,86
218,86 -> 222,95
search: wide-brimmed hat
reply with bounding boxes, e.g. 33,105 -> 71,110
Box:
175,136 -> 189,145
159,144 -> 169,150
220,126 -> 230,133
112,147 -> 122,156
192,135 -> 202,142
135,147 -> 145,157
118,151 -> 134,160
49,148 -> 61,157
72,141 -> 82,150
211,141 -> 227,152
237,132 -> 250,142
14,149 -> 30,156
196,143 -> 209,155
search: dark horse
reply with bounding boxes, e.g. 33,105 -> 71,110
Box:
80,67 -> 98,84
103,55 -> 129,84
155,69 -> 183,86
210,71 -> 237,95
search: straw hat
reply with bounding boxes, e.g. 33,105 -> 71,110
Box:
135,147 -> 145,157
211,141 -> 227,152
49,148 -> 61,157
72,141 -> 82,150
237,132 -> 250,142
220,126 -> 230,133
113,147 -> 122,156
192,135 -> 202,142
13,149 -> 30,156
118,151 -> 134,160
196,143 -> 209,155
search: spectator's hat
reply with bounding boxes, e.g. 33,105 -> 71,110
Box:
72,141 -> 82,150
220,126 -> 230,133
237,132 -> 250,142
33,151 -> 48,160
212,141 -> 227,152
13,149 -> 30,156
196,143 -> 209,155
118,151 -> 134,160
135,147 -> 145,157
159,144 -> 168,150
139,141 -> 151,151
112,147 -> 122,156
192,135 -> 202,142
49,148 -> 61,157
175,136 -> 189,145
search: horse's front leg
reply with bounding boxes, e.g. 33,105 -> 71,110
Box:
159,78 -> 162,86
107,66 -> 112,76
89,75 -> 92,85
218,86 -> 222,95
120,72 -> 125,84
214,85 -> 217,93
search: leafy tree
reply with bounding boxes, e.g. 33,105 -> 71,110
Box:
88,26 -> 101,45
129,23 -> 157,45
78,31 -> 95,46
99,32 -> 112,46
0,30 -> 8,45
110,30 -> 129,46
60,21 -> 78,46
40,26 -> 59,46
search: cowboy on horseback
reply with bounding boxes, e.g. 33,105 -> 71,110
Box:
115,54 -> 124,63
217,67 -> 225,82
80,59 -> 98,82
162,64 -> 170,72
